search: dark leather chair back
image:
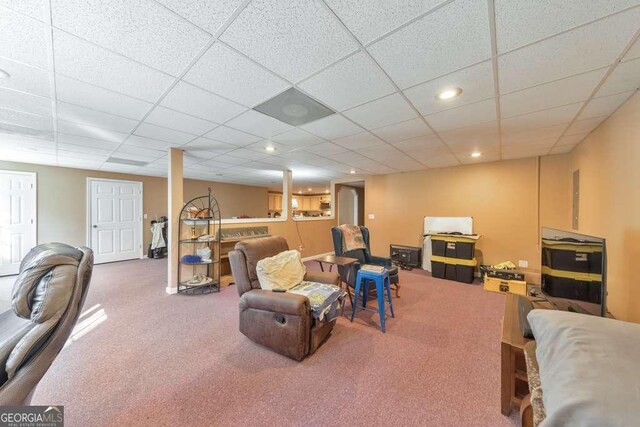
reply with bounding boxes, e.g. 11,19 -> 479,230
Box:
0,243 -> 93,405
229,236 -> 289,297
331,225 -> 372,287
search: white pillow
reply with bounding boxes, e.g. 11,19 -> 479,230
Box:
256,250 -> 306,291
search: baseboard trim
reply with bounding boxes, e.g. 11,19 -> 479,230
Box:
302,251 -> 334,262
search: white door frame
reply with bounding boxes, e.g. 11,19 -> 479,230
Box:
86,177 -> 144,261
0,170 -> 37,276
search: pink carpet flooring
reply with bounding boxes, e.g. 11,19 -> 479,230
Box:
32,258 -> 519,426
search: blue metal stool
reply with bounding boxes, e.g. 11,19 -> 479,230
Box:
350,268 -> 395,332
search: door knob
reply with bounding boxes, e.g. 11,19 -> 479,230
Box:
92,225 -> 98,228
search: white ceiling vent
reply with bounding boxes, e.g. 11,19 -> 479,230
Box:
106,157 -> 148,167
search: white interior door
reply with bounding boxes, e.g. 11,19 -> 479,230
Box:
0,171 -> 36,276
89,179 -> 142,264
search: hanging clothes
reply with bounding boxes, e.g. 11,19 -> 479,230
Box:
151,221 -> 166,250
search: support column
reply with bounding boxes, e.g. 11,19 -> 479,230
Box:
167,148 -> 183,294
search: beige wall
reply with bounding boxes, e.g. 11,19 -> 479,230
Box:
184,179 -> 269,219
0,161 -> 336,257
565,91 -> 640,322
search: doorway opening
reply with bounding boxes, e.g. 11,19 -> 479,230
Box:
337,181 -> 365,226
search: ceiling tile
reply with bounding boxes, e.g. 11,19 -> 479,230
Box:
459,150 -> 501,165
208,153 -> 251,166
367,0 -> 491,89
182,137 -> 237,160
392,134 -> 443,151
581,91 -> 635,120
0,108 -> 53,131
549,144 -> 577,155
161,81 -> 246,123
204,125 -> 261,146
0,0 -> 48,21
0,58 -> 50,98
501,139 -> 557,160
403,60 -> 494,115
56,102 -> 138,133
333,132 -> 386,150
298,51 -> 395,111
558,132 -> 590,147
224,110 -> 293,138
184,42 -> 289,107
371,118 -> 432,143
565,116 -> 606,136
57,142 -> 112,158
438,121 -> 499,151
51,0 -> 211,75
154,0 -> 245,34
304,142 -> 348,156
596,58 -> 640,97
271,128 -> 323,148
501,103 -> 581,133
498,9 -> 640,93
55,75 -> 152,120
124,134 -> 181,150
245,140 -> 293,155
220,0 -> 358,82
624,37 -> 640,61
500,68 -> 606,118
495,0 -> 640,54
299,114 -> 363,140
53,31 -> 174,102
420,153 -> 460,168
426,98 -> 496,132
145,106 -> 218,135
57,119 -> 129,143
343,93 -> 417,129
502,123 -> 566,146
134,123 -> 196,145
57,132 -> 121,151
0,88 -> 52,117
100,163 -> 140,173
0,8 -> 48,69
112,144 -> 166,161
324,0 -> 447,45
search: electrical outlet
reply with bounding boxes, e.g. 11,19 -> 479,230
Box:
518,260 -> 528,268
299,245 -> 304,251
368,213 -> 375,220
143,213 -> 148,219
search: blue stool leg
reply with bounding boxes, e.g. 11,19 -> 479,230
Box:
362,279 -> 369,308
351,272 -> 362,322
385,276 -> 395,318
376,276 -> 386,333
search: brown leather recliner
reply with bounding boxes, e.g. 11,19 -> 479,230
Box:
229,236 -> 339,361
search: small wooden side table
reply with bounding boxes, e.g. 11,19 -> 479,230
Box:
313,255 -> 358,273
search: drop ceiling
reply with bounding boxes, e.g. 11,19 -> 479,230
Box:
0,0 -> 639,190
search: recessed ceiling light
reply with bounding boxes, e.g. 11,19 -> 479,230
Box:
265,145 -> 275,152
349,169 -> 356,174
325,189 -> 329,194
436,87 -> 462,101
0,69 -> 10,79
471,151 -> 482,158
307,187 -> 312,191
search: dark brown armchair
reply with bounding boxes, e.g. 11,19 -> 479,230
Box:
229,236 -> 339,361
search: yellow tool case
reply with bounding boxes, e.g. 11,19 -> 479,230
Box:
483,276 -> 527,296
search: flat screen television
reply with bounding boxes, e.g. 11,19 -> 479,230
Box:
541,227 -> 606,316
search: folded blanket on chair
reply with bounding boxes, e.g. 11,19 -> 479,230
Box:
289,281 -> 346,322
340,224 -> 366,252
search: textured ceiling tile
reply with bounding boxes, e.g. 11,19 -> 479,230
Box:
0,107 -> 53,131
134,122 -> 196,144
403,61 -> 494,115
501,103 -> 581,133
145,106 -> 218,135
371,118 -> 432,143
184,42 -> 289,107
161,81 -> 246,123
299,52 -> 395,111
438,121 -> 499,149
57,132 -> 120,150
565,116 -> 607,136
0,0 -> 48,21
54,31 -> 174,101
271,129 -> 323,148
368,0 -> 491,89
501,123 -> 566,145
204,125 -> 261,147
498,9 -> 640,94
299,114 -> 363,140
224,110 -> 293,138
304,142 -> 349,156
495,0 -> 640,54
56,102 -> 138,133
182,137 -> 237,159
580,91 -> 635,120
155,0 -> 245,34
0,88 -> 52,117
333,131 -> 386,150
0,58 -> 50,98
124,134 -> 181,150
55,75 -> 152,120
324,0 -> 447,45
391,134 -> 443,151
596,58 -> 640,97
549,144 -> 577,155
51,0 -> 211,75
0,8 -> 49,69
343,93 -> 417,129
557,133 -> 589,147
426,99 -> 496,132
220,0 -> 358,82
57,119 -> 129,143
500,68 -> 607,118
